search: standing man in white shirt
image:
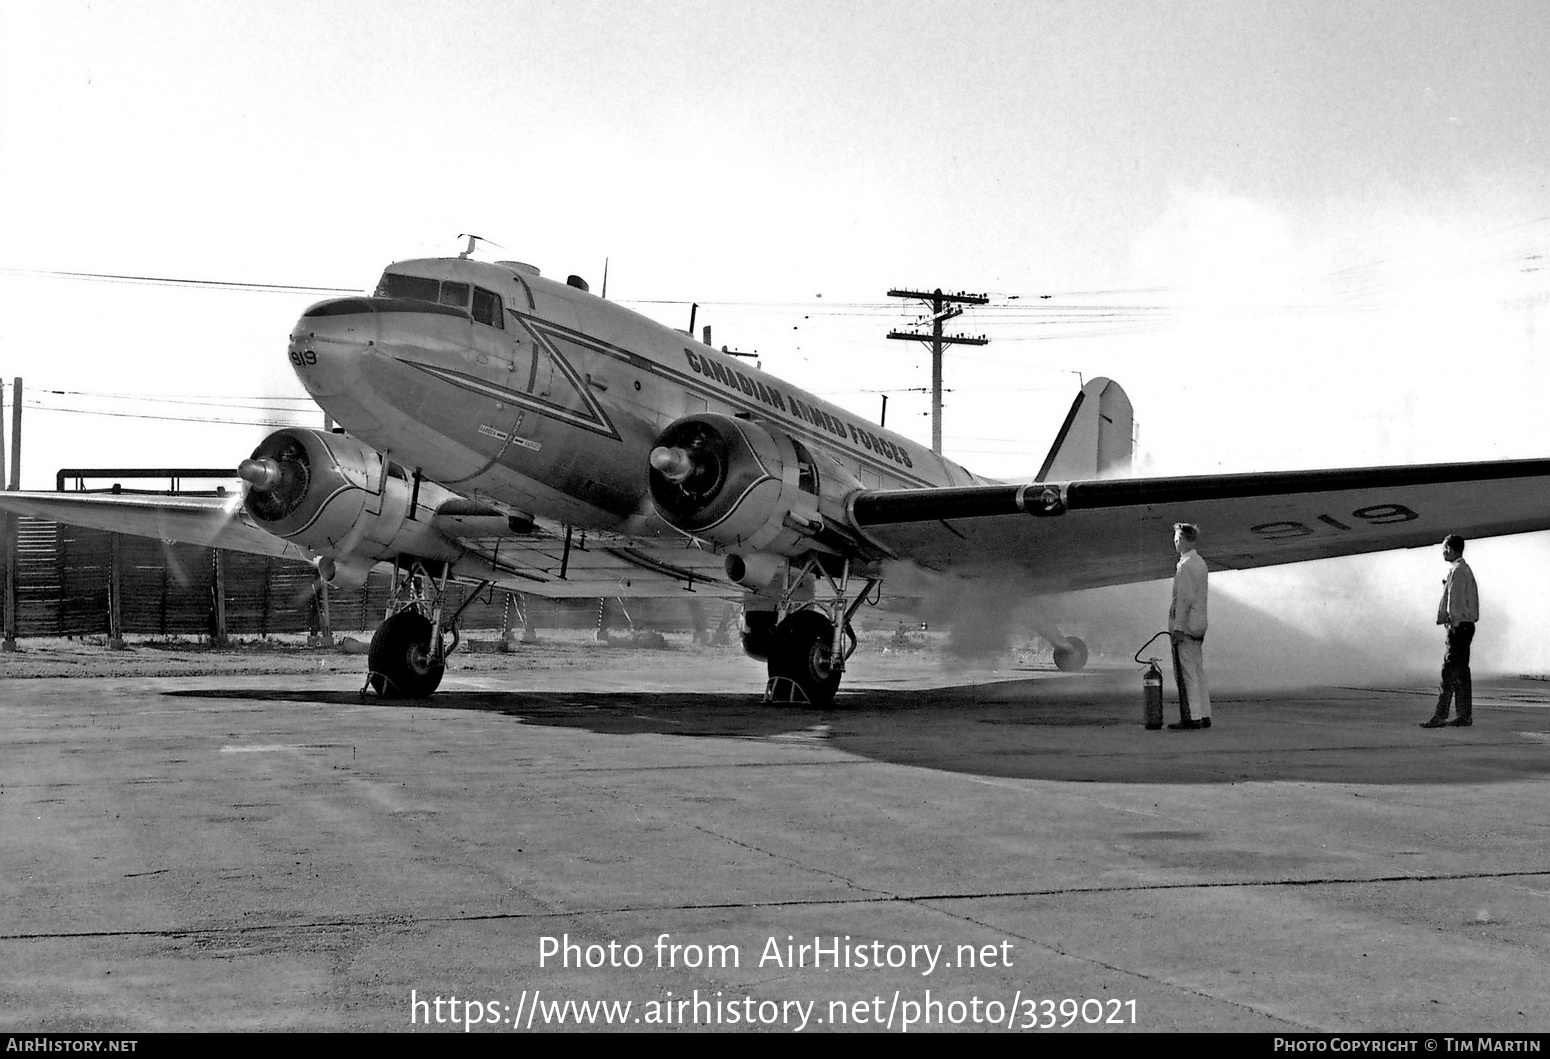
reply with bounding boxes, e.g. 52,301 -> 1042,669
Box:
1168,522 -> 1211,731
1421,533 -> 1479,728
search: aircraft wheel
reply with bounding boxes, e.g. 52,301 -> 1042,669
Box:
1052,636 -> 1089,672
740,610 -> 777,661
367,611 -> 445,698
767,610 -> 841,706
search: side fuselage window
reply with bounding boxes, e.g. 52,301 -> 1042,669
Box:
472,287 -> 505,329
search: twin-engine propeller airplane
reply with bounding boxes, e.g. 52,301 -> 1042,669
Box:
5,252 -> 1550,704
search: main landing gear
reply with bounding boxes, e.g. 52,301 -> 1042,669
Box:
761,558 -> 878,707
363,558 -> 487,700
368,609 -> 445,698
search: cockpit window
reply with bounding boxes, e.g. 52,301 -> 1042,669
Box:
472,286 -> 504,329
372,273 -> 503,329
374,272 -> 485,315
375,273 -> 440,302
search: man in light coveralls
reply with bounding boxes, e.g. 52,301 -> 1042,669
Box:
1168,522 -> 1211,730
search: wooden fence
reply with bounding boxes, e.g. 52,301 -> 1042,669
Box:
3,517 -> 723,641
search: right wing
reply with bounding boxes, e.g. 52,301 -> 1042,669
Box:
849,458 -> 1550,593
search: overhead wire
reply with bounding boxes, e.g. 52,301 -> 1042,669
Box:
33,388 -> 314,412
5,217 -> 1549,380
21,401 -> 309,429
0,266 -> 357,295
5,223 -> 1545,474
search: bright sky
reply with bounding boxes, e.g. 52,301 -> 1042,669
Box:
3,1 -> 1550,671
3,0 -> 1549,485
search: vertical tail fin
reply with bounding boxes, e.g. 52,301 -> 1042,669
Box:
1035,377 -> 1133,482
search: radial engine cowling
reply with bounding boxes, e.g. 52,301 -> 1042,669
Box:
647,413 -> 834,554
239,428 -> 464,587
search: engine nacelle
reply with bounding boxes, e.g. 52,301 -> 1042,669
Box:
239,428 -> 464,583
648,413 -> 854,554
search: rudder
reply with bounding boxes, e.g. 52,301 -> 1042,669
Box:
1034,377 -> 1133,481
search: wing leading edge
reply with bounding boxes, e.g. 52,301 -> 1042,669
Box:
0,492 -> 310,561
848,458 -> 1550,593
0,491 -> 741,600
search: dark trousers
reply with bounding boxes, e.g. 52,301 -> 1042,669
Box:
1432,622 -> 1475,722
1171,638 -> 1192,722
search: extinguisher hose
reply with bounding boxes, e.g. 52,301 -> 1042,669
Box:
1133,630 -> 1171,665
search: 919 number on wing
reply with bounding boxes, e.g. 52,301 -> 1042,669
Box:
1251,502 -> 1419,540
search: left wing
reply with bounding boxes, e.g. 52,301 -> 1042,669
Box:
0,490 -> 739,600
848,458 -> 1550,592
0,491 -> 310,561
18,455 -> 1544,603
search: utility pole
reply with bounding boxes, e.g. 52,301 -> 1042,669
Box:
886,288 -> 988,454
2,377 -> 18,651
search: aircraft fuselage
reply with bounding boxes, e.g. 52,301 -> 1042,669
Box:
287,257 -> 988,542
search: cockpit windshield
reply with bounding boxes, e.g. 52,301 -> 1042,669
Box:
375,273 -> 440,302
374,272 -> 504,329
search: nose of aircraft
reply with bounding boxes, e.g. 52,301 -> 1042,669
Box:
288,295 -> 482,443
288,295 -> 476,398
288,297 -> 383,399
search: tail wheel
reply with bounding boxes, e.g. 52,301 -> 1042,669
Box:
767,609 -> 842,706
1053,636 -> 1089,672
367,610 -> 445,698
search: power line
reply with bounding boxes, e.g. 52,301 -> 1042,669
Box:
23,402 -> 308,429
34,388 -> 314,411
0,266 -> 356,295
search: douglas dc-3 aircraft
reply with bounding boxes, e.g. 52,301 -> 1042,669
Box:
4,252 -> 1550,704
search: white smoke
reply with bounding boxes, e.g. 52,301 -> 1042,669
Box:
879,530 -> 1550,690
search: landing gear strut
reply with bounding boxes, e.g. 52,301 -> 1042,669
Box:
363,558 -> 484,700
763,558 -> 877,707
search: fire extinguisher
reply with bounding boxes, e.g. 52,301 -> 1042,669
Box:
1135,631 -> 1170,730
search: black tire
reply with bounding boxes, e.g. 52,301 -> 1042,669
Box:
740,610 -> 778,661
367,611 -> 445,698
767,610 -> 841,706
1053,635 -> 1089,672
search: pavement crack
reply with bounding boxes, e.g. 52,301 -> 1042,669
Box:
681,821 -> 890,899
922,904 -> 1321,1032
5,867 -> 1547,943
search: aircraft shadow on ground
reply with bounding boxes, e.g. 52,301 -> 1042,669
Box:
164,676 -> 1550,787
